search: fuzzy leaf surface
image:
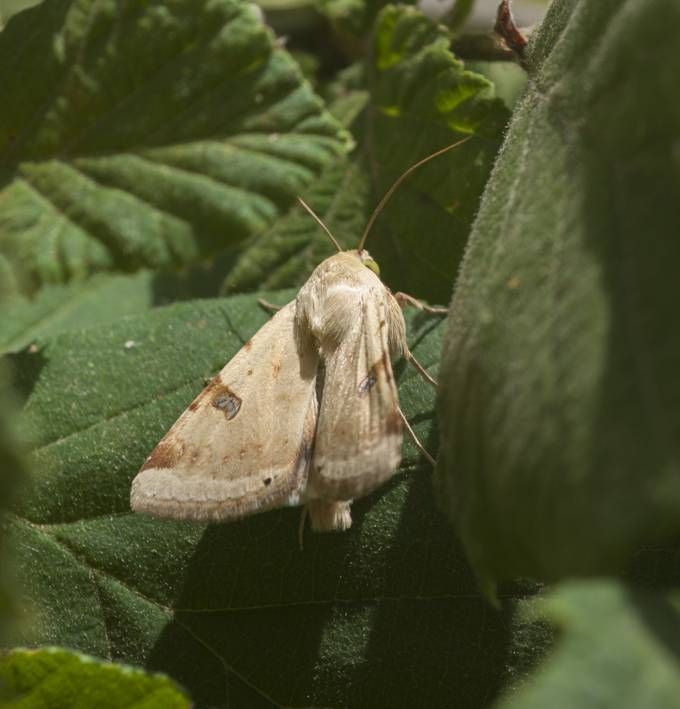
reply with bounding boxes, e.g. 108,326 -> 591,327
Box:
436,0 -> 680,585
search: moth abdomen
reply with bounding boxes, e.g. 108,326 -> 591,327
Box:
306,499 -> 352,532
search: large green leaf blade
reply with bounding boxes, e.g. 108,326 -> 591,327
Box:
436,0 -> 680,585
4,291 -> 514,708
0,0 -> 348,297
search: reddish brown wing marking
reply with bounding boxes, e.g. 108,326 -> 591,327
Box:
140,440 -> 184,472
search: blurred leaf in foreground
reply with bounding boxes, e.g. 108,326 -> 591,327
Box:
496,581 -> 680,709
436,0 -> 680,587
0,646 -> 189,708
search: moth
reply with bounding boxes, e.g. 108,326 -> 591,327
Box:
130,140 -> 467,537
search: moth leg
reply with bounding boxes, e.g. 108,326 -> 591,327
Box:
394,291 -> 448,315
404,345 -> 437,388
398,408 -> 436,467
298,506 -> 308,551
258,298 -> 282,313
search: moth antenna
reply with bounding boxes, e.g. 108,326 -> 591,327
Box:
357,136 -> 473,252
298,197 -> 342,252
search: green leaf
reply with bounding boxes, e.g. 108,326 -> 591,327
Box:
0,273 -> 157,355
4,292 -> 517,707
365,5 -> 508,303
221,152 -> 372,294
496,581 -> 680,709
222,8 -> 509,303
0,0 -> 348,297
0,364 -> 26,643
446,0 -> 477,32
0,266 -> 236,355
317,0 -> 415,39
0,646 -> 189,708
466,61 -> 528,111
219,75 -> 372,295
436,0 -> 680,586
0,1 -> 37,27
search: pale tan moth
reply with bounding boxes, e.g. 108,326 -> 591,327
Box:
130,139 -> 468,538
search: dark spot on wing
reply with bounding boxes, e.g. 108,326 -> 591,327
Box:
359,358 -> 387,396
213,393 -> 241,419
263,477 -> 272,486
359,369 -> 378,395
247,368 -> 253,376
140,441 -> 183,471
211,384 -> 242,420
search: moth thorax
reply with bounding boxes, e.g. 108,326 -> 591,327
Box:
307,500 -> 352,532
317,289 -> 364,348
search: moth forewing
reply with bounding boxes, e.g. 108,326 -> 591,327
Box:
130,301 -> 319,522
295,251 -> 408,523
